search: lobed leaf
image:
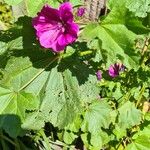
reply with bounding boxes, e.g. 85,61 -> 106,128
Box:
4,0 -> 22,5
118,101 -> 142,129
126,135 -> 150,150
0,86 -> 39,121
81,101 -> 112,133
126,0 -> 150,18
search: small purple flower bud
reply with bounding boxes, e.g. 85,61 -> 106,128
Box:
77,7 -> 85,17
96,70 -> 102,80
108,63 -> 125,78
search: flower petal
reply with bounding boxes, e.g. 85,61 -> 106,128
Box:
32,4 -> 60,31
51,41 -> 66,52
59,2 -> 73,23
32,3 -> 78,53
108,65 -> 119,77
66,22 -> 79,36
57,22 -> 79,46
57,34 -> 73,46
39,27 -> 62,49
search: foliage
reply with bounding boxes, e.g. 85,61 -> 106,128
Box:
0,1 -> 12,29
126,0 -> 150,18
0,0 -> 150,149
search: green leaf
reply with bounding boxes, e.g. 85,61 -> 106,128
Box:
11,1 -> 27,19
90,130 -> 110,150
81,133 -> 90,149
105,0 -> 150,34
87,39 -> 104,62
7,37 -> 23,50
108,0 -> 150,18
126,0 -> 150,18
133,120 -> 150,139
118,101 -> 142,129
81,130 -> 110,150
63,130 -> 77,145
112,82 -> 123,100
0,37 -> 23,59
69,0 -> 83,6
113,125 -> 127,140
1,53 -> 99,130
0,115 -> 22,138
22,63 -> 98,129
4,0 -> 22,5
26,0 -> 60,16
81,101 -> 112,133
0,41 -> 7,55
0,19 -> 100,130
80,0 -> 150,68
65,115 -> 82,133
1,56 -> 81,129
126,135 -> 150,150
104,0 -> 127,25
0,86 -> 39,121
81,22 -> 139,69
9,0 -> 60,17
59,116 -> 82,144
46,0 -> 60,8
145,113 -> 150,121
80,75 -> 100,103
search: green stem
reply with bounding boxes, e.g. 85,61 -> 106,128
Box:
39,130 -> 73,149
141,37 -> 149,55
39,129 -> 51,150
49,140 -> 74,149
49,125 -> 54,141
1,140 -> 5,150
15,139 -> 20,150
0,132 -> 16,147
79,50 -> 93,56
141,37 -> 150,66
116,138 -> 124,150
136,84 -> 146,108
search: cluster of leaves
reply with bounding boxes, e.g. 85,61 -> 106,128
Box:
0,0 -> 150,149
0,1 -> 13,29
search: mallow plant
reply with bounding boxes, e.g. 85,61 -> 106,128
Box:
0,0 -> 149,149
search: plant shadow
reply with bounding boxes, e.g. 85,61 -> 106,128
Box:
0,16 -> 96,85
0,114 -> 24,138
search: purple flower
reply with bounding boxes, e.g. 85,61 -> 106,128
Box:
32,2 -> 79,52
77,7 -> 85,17
108,63 -> 125,78
96,70 -> 102,80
